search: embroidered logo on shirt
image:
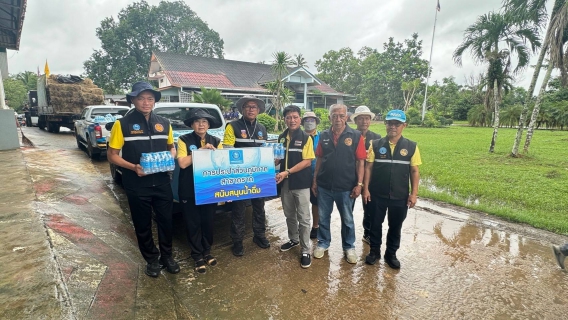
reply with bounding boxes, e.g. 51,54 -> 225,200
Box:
190,145 -> 198,151
344,138 -> 352,146
379,147 -> 387,155
258,131 -> 263,137
294,140 -> 302,146
154,123 -> 164,132
240,130 -> 247,138
133,124 -> 140,130
400,149 -> 408,156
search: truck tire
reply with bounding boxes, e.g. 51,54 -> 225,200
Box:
110,162 -> 122,185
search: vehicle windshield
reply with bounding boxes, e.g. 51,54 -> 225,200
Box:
154,106 -> 223,131
91,108 -> 130,118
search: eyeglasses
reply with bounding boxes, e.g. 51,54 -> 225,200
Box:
285,116 -> 301,121
243,105 -> 258,110
385,121 -> 404,127
303,118 -> 316,123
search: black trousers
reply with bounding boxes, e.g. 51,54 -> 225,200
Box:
353,198 -> 372,236
230,198 -> 266,242
368,195 -> 408,256
180,197 -> 216,261
125,184 -> 173,263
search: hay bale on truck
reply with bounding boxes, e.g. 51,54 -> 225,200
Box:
37,74 -> 105,133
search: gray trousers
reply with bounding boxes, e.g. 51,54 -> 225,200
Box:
281,180 -> 312,254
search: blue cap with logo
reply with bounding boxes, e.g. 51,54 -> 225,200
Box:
385,110 -> 407,123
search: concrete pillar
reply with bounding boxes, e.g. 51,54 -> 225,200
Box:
303,83 -> 307,110
0,109 -> 20,150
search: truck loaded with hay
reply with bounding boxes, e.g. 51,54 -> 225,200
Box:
36,74 -> 104,133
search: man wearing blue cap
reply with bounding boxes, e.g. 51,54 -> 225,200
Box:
361,109 -> 421,269
108,81 -> 180,277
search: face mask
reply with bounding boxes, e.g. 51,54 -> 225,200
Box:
304,122 -> 317,131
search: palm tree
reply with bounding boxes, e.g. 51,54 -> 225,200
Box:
453,11 -> 540,152
193,87 -> 232,111
270,51 -> 293,131
503,0 -> 568,156
15,71 -> 38,91
294,54 -> 307,68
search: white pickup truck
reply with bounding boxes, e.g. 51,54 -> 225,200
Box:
74,105 -> 131,159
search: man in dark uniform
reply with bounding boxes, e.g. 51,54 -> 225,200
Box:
362,110 -> 421,269
107,81 -> 180,277
223,95 -> 270,256
351,106 -> 381,244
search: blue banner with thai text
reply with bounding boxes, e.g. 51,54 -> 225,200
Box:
192,147 -> 277,205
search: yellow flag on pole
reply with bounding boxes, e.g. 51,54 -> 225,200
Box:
44,60 -> 50,77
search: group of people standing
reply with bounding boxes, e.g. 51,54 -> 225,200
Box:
108,81 -> 421,277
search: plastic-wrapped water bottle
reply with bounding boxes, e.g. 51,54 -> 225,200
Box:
167,153 -> 175,171
277,143 -> 284,159
159,152 -> 166,172
140,153 -> 149,174
150,153 -> 159,174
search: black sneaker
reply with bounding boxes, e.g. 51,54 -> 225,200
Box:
280,240 -> 299,252
301,253 -> 312,268
159,256 -> 180,274
365,250 -> 380,265
384,254 -> 401,269
145,261 -> 161,278
362,234 -> 370,245
310,227 -> 319,239
232,241 -> 244,256
253,236 -> 270,249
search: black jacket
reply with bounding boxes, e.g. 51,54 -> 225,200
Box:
368,136 -> 417,200
230,118 -> 267,147
278,128 -> 312,190
118,109 -> 171,190
316,126 -> 362,192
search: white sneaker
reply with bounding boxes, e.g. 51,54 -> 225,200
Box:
345,249 -> 357,264
313,246 -> 328,259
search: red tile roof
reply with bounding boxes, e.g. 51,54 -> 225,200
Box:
167,71 -> 234,88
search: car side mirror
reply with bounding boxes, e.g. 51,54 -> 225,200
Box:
105,122 -> 114,131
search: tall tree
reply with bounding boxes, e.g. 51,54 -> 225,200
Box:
84,0 -> 224,93
270,51 -> 293,131
15,71 -> 38,91
3,77 -> 28,111
314,47 -> 363,95
453,11 -> 540,151
503,0 -> 565,156
294,54 -> 308,68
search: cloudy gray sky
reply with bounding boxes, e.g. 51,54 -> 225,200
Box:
8,0 -> 546,89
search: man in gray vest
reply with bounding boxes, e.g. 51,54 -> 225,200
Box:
275,105 -> 315,268
362,110 -> 421,269
312,104 -> 367,264
223,95 -> 270,256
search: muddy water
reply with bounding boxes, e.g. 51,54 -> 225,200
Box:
4,126 -> 568,319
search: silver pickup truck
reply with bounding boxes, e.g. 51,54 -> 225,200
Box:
74,105 -> 131,159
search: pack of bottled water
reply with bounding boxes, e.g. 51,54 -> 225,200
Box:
140,151 -> 176,174
261,142 -> 285,160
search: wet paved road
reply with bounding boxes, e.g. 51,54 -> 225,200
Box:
2,126 -> 568,319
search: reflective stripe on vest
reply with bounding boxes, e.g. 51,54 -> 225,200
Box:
374,159 -> 410,165
235,138 -> 264,143
288,148 -> 302,152
124,135 -> 168,141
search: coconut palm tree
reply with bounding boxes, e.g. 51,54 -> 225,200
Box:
453,11 -> 540,152
294,54 -> 308,68
503,0 -> 568,156
270,51 -> 293,131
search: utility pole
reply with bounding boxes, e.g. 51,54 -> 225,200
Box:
422,0 -> 440,122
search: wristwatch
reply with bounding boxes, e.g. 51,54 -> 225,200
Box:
357,182 -> 364,187
286,169 -> 291,175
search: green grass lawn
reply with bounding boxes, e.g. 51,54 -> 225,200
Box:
365,123 -> 568,234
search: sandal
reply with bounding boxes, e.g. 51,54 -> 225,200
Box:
194,259 -> 206,274
204,255 -> 217,266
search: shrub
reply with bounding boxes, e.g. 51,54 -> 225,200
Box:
407,107 -> 421,125
313,108 -> 331,131
423,112 -> 440,127
257,113 -> 277,133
